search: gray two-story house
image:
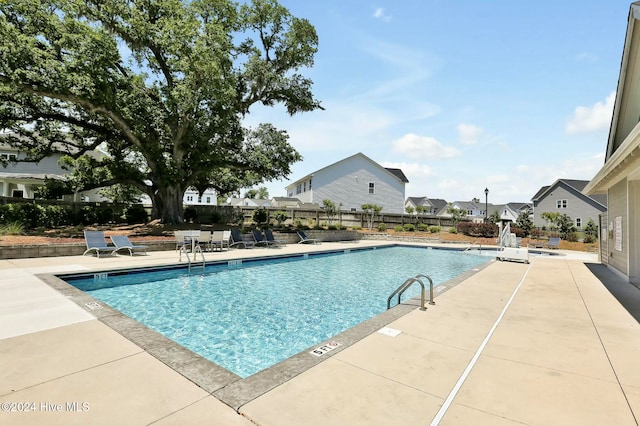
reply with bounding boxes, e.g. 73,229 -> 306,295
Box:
532,179 -> 607,230
285,152 -> 408,214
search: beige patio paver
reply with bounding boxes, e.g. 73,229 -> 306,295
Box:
449,355 -> 636,426
3,243 -> 640,425
241,357 -> 443,426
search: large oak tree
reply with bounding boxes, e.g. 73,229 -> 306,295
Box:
0,0 -> 321,223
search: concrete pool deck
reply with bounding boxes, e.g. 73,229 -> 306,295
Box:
1,241 -> 640,425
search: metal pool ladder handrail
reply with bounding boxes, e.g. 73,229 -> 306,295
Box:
179,243 -> 206,271
463,241 -> 482,252
387,274 -> 435,311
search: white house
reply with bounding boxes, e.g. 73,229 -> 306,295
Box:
285,153 -> 408,214
584,2 -> 640,283
404,197 -> 448,216
0,143 -> 107,202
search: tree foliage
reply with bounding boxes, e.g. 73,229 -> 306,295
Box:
446,203 -> 467,226
0,0 -> 321,223
515,212 -> 533,236
583,218 -> 598,244
322,199 -> 341,225
361,203 -> 382,230
487,210 -> 500,224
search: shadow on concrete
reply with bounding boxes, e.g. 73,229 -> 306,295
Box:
585,262 -> 640,323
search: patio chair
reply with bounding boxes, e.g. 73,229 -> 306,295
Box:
546,237 -> 561,249
264,229 -> 286,246
230,229 -> 255,249
210,230 -> 224,251
197,230 -> 212,251
110,235 -> 148,256
252,229 -> 273,246
83,230 -> 116,257
174,230 -> 187,251
297,230 -> 319,244
221,230 -> 231,250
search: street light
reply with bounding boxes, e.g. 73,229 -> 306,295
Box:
484,188 -> 489,222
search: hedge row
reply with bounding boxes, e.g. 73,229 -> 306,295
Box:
0,203 -> 148,229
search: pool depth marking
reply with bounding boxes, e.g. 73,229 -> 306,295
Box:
429,259 -> 535,426
310,341 -> 341,356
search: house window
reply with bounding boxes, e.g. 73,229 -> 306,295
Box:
556,199 -> 567,209
296,184 -> 302,195
369,182 -> 375,194
0,153 -> 17,161
198,195 -> 202,203
206,196 -> 211,204
467,209 -> 473,215
303,182 -> 306,192
309,178 -> 312,189
12,190 -> 24,198
186,195 -> 193,202
576,217 -> 582,228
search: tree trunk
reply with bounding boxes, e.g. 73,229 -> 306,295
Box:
152,185 -> 185,224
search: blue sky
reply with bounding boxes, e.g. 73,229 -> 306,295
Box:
245,1 -> 630,205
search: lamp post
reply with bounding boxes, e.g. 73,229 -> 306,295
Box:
484,188 -> 489,222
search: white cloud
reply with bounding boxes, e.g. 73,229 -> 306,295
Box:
565,91 -> 615,134
392,133 -> 461,159
574,52 -> 598,63
373,7 -> 391,22
458,123 -> 483,145
381,161 -> 433,177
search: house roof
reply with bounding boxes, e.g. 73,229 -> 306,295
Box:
286,152 -> 408,188
272,197 -> 301,202
385,168 -> 409,183
405,196 -> 428,206
0,172 -> 66,181
533,179 -> 607,210
584,2 -> 640,195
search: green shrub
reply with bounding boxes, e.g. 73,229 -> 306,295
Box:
449,227 -> 458,234
456,222 -> 498,237
210,210 -> 222,224
565,232 -> 579,242
183,206 -> 197,223
125,204 -> 148,224
252,208 -> 268,224
16,203 -> 44,229
80,206 -> 99,225
272,210 -> 288,227
393,225 -> 404,232
351,225 -> 362,231
42,205 -> 73,227
327,224 -> 338,230
94,207 -> 114,224
428,226 -> 441,233
0,221 -> 24,235
403,223 -> 415,232
417,223 -> 429,232
376,223 -> 387,232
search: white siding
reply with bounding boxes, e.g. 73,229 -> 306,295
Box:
311,155 -> 405,214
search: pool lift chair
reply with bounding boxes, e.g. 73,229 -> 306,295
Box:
495,222 -> 529,263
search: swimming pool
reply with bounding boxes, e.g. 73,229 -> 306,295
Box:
64,246 -> 489,378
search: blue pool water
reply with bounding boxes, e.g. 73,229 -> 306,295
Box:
66,246 -> 488,378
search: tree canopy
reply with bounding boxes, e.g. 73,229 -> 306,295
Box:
0,0 -> 321,223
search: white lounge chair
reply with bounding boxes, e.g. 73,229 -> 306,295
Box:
110,235 -> 148,256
